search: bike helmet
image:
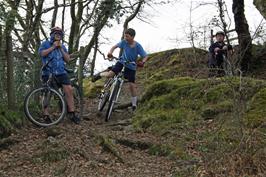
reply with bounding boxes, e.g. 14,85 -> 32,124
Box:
50,26 -> 64,36
215,31 -> 225,36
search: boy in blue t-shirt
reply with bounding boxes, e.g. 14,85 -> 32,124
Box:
92,28 -> 148,110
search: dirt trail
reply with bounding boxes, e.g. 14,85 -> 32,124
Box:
0,89 -> 179,177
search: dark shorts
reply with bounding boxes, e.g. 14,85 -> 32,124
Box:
111,62 -> 136,83
42,73 -> 71,86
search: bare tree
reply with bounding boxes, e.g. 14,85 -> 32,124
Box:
119,0 -> 144,56
0,25 -> 3,101
217,0 -> 230,44
232,0 -> 252,72
4,0 -> 21,109
51,0 -> 59,28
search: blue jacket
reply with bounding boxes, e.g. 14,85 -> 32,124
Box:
38,38 -> 68,76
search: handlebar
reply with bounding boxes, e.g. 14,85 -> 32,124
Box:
215,49 -> 229,55
105,55 -> 136,65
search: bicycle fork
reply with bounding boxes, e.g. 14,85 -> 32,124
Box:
115,79 -> 124,102
109,79 -> 123,103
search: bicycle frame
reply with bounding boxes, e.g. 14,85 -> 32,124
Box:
99,56 -> 136,121
109,72 -> 124,103
215,49 -> 234,76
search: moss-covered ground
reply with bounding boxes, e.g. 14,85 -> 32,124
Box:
132,48 -> 266,176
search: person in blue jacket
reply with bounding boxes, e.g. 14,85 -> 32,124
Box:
38,27 -> 80,124
92,28 -> 148,111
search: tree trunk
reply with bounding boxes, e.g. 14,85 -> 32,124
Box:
61,0 -> 66,32
218,0 -> 230,44
4,0 -> 20,109
69,0 -> 84,54
90,29 -> 98,77
5,35 -> 15,109
51,0 -> 58,28
232,0 -> 252,72
0,25 -> 3,101
254,0 -> 266,19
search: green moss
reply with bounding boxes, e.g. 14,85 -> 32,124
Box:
201,100 -> 233,119
133,48 -> 266,175
0,106 -> 24,138
83,78 -> 103,98
142,77 -> 201,102
34,140 -> 69,163
135,77 -> 266,132
204,83 -> 232,103
245,88 -> 266,127
34,148 -> 69,163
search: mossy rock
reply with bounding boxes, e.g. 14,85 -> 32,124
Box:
142,77 -> 202,102
138,48 -> 208,84
245,88 -> 266,127
134,76 -> 266,133
83,79 -> 103,98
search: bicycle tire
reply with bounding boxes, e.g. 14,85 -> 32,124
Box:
223,58 -> 233,76
24,87 -> 66,127
98,91 -> 110,112
105,80 -> 121,122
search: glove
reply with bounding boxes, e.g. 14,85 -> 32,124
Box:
107,53 -> 113,59
137,61 -> 145,67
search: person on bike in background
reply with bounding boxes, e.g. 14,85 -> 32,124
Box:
38,26 -> 80,124
208,31 -> 233,77
92,28 -> 148,111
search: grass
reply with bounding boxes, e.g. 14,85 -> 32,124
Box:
133,48 -> 266,176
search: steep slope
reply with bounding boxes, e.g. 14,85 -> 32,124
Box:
134,48 -> 266,176
0,47 -> 266,177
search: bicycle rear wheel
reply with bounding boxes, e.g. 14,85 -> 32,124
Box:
98,91 -> 110,112
24,87 -> 66,127
223,56 -> 233,76
105,80 -> 121,122
98,79 -> 113,111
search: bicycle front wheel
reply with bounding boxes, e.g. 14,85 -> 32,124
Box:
223,57 -> 233,76
98,91 -> 110,112
105,80 -> 121,122
24,87 -> 66,127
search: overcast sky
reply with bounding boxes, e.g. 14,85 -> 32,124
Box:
94,0 -> 265,71
38,0 -> 265,72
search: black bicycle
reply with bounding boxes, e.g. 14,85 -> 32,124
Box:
219,49 -> 233,76
97,56 -> 135,122
209,49 -> 234,77
24,60 -> 81,127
